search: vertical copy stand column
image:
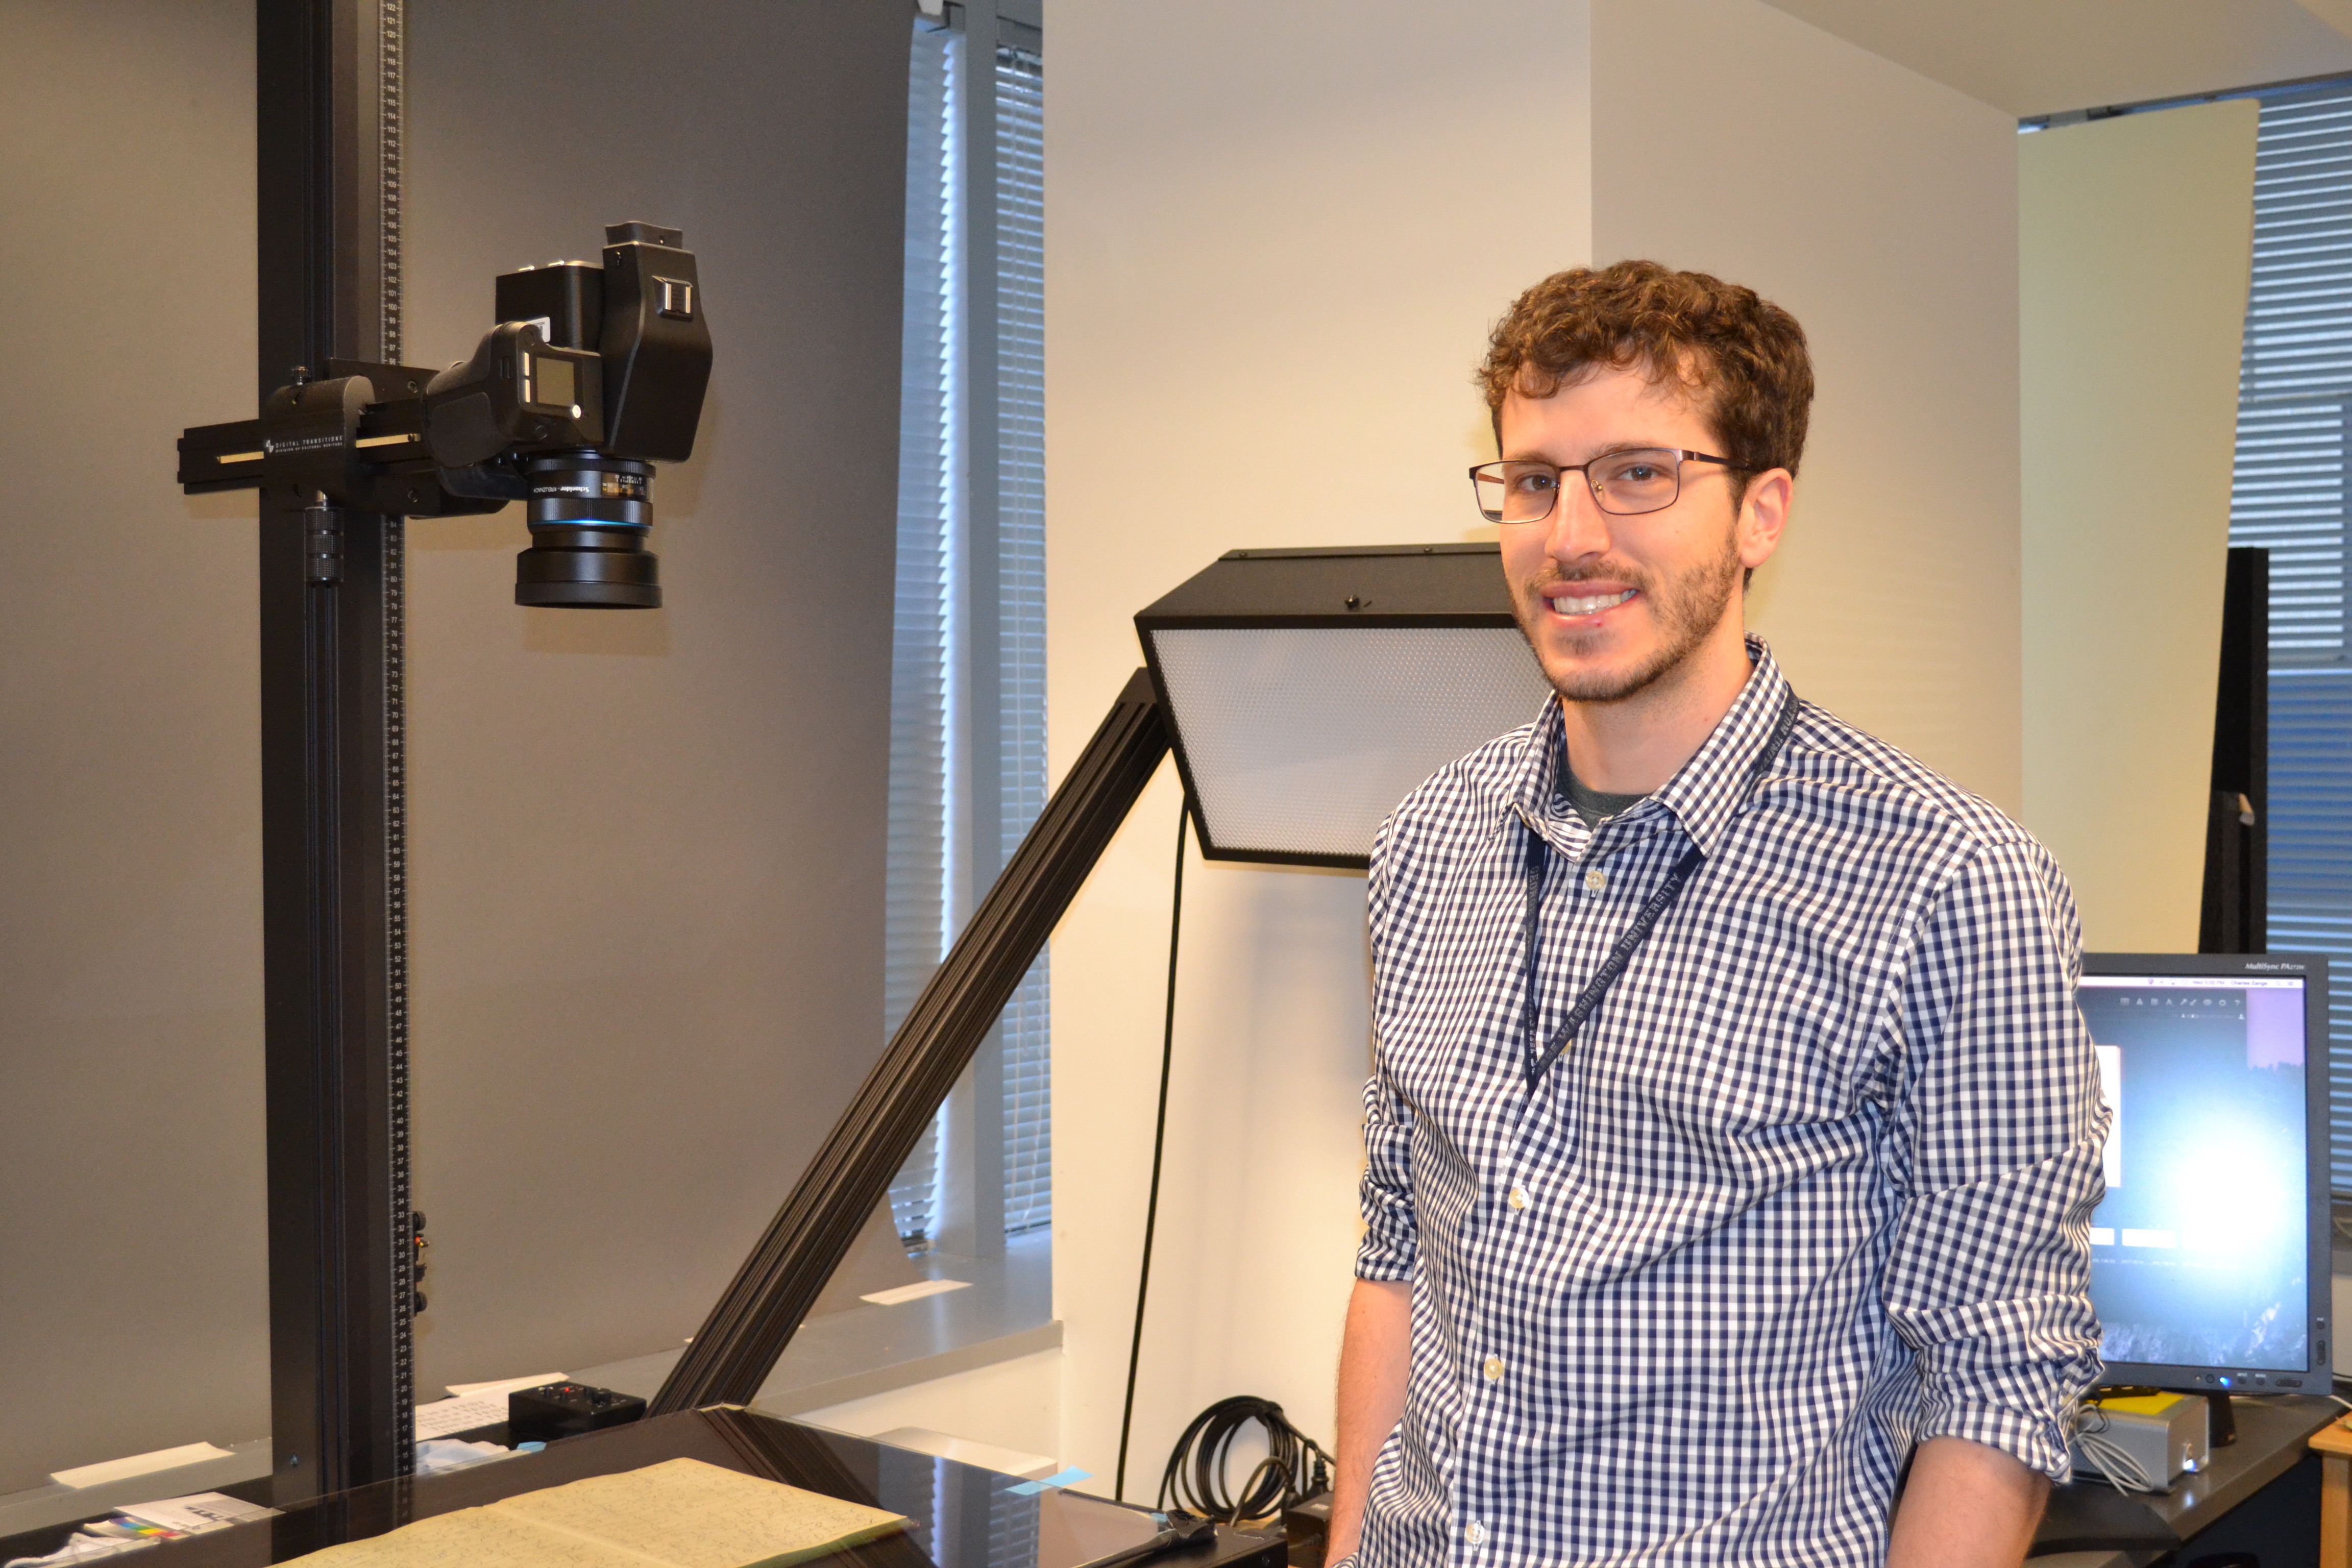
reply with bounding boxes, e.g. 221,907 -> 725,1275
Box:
256,0 -> 414,1505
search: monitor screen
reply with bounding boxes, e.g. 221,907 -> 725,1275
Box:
2080,953 -> 2331,1393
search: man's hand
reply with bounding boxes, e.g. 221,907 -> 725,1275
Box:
1326,1279 -> 1411,1562
1887,1436 -> 2050,1567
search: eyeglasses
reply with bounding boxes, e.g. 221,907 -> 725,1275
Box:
1467,448 -> 1735,524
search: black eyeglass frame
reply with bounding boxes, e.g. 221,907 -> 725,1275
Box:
1467,447 -> 1737,524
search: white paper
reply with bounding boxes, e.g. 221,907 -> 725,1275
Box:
114,1494 -> 274,1532
2,1530 -> 161,1566
413,1392 -> 510,1440
445,1374 -> 565,1399
414,1440 -> 514,1476
51,1445 -> 234,1490
859,1279 -> 970,1307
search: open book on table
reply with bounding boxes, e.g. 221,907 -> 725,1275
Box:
292,1456 -> 908,1568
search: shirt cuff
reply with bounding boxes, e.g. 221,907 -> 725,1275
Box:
1352,1232 -> 1414,1282
1915,1394 -> 2076,1482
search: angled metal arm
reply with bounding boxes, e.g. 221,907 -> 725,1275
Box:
652,669 -> 1171,1412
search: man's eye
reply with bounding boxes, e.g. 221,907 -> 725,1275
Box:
1511,471 -> 1558,494
1615,463 -> 1663,483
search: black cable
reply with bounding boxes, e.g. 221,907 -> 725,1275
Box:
1156,1395 -> 1335,1526
1115,799 -> 1189,1502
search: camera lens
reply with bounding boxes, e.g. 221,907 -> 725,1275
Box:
516,452 -> 662,608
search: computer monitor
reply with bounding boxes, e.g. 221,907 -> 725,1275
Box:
2081,952 -> 2333,1395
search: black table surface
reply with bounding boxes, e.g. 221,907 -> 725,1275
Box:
2033,1393 -> 2338,1557
1,1410 -> 1287,1568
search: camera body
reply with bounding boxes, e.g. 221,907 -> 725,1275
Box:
180,221 -> 713,609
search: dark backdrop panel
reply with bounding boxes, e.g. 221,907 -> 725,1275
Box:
400,0 -> 910,1393
0,1 -> 264,1493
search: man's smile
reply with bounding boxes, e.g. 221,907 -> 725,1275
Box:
1539,583 -> 1639,623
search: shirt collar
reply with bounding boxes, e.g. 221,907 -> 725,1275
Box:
1509,635 -> 1793,858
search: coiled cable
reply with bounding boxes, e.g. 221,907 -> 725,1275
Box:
1158,1396 -> 1335,1527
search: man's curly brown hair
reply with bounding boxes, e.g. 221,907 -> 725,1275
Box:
1477,261 -> 1814,503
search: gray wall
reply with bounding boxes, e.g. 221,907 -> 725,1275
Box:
401,0 -> 910,1395
0,0 -> 910,1488
0,0 -> 263,1493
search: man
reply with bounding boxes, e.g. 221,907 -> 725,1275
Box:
1326,262 -> 2106,1567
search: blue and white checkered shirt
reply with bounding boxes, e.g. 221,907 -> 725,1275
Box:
1355,638 -> 2106,1566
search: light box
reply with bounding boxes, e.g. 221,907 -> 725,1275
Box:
1135,544 -> 1551,869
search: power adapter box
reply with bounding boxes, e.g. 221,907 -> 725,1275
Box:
2068,1392 -> 2208,1489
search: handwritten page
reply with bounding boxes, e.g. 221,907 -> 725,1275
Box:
283,1457 -> 906,1568
295,1506 -> 660,1568
494,1458 -> 906,1568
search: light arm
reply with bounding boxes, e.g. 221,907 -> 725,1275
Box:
1888,1436 -> 2049,1567
1327,1279 -> 1410,1562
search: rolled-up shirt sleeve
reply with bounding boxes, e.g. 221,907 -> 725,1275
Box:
1880,834 -> 2109,1479
1357,1062 -> 1418,1282
1356,813 -> 1419,1283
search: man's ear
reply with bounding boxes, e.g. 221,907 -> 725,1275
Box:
1738,468 -> 1792,571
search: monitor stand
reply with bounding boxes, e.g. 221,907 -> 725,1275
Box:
2206,1391 -> 2239,1448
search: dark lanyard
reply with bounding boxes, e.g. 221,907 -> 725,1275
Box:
1522,689 -> 1801,1088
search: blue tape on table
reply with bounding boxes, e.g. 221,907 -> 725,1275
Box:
1007,1467 -> 1092,1496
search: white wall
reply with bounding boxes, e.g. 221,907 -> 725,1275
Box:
2018,102 -> 2258,950
1046,0 -> 1594,1491
1595,0 -> 2027,810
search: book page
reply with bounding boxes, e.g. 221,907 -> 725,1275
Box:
293,1504 -> 668,1568
492,1457 -> 908,1568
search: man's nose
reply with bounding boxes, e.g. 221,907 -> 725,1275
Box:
1545,476 -> 1613,563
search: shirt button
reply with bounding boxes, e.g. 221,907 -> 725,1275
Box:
1507,1186 -> 1529,1211
1584,868 -> 1607,892
1464,1522 -> 1487,1547
1482,1354 -> 1505,1382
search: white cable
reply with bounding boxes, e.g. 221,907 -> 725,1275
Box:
2069,1407 -> 2161,1494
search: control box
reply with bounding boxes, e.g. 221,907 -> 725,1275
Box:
507,1382 -> 648,1445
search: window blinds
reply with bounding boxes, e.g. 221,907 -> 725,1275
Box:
884,23 -> 959,1243
995,43 -> 1052,1237
885,20 -> 1051,1244
2230,82 -> 2352,1191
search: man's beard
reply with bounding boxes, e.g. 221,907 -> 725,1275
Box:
1514,529 -> 1743,705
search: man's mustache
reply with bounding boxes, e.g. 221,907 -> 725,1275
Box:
1524,563 -> 1651,595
